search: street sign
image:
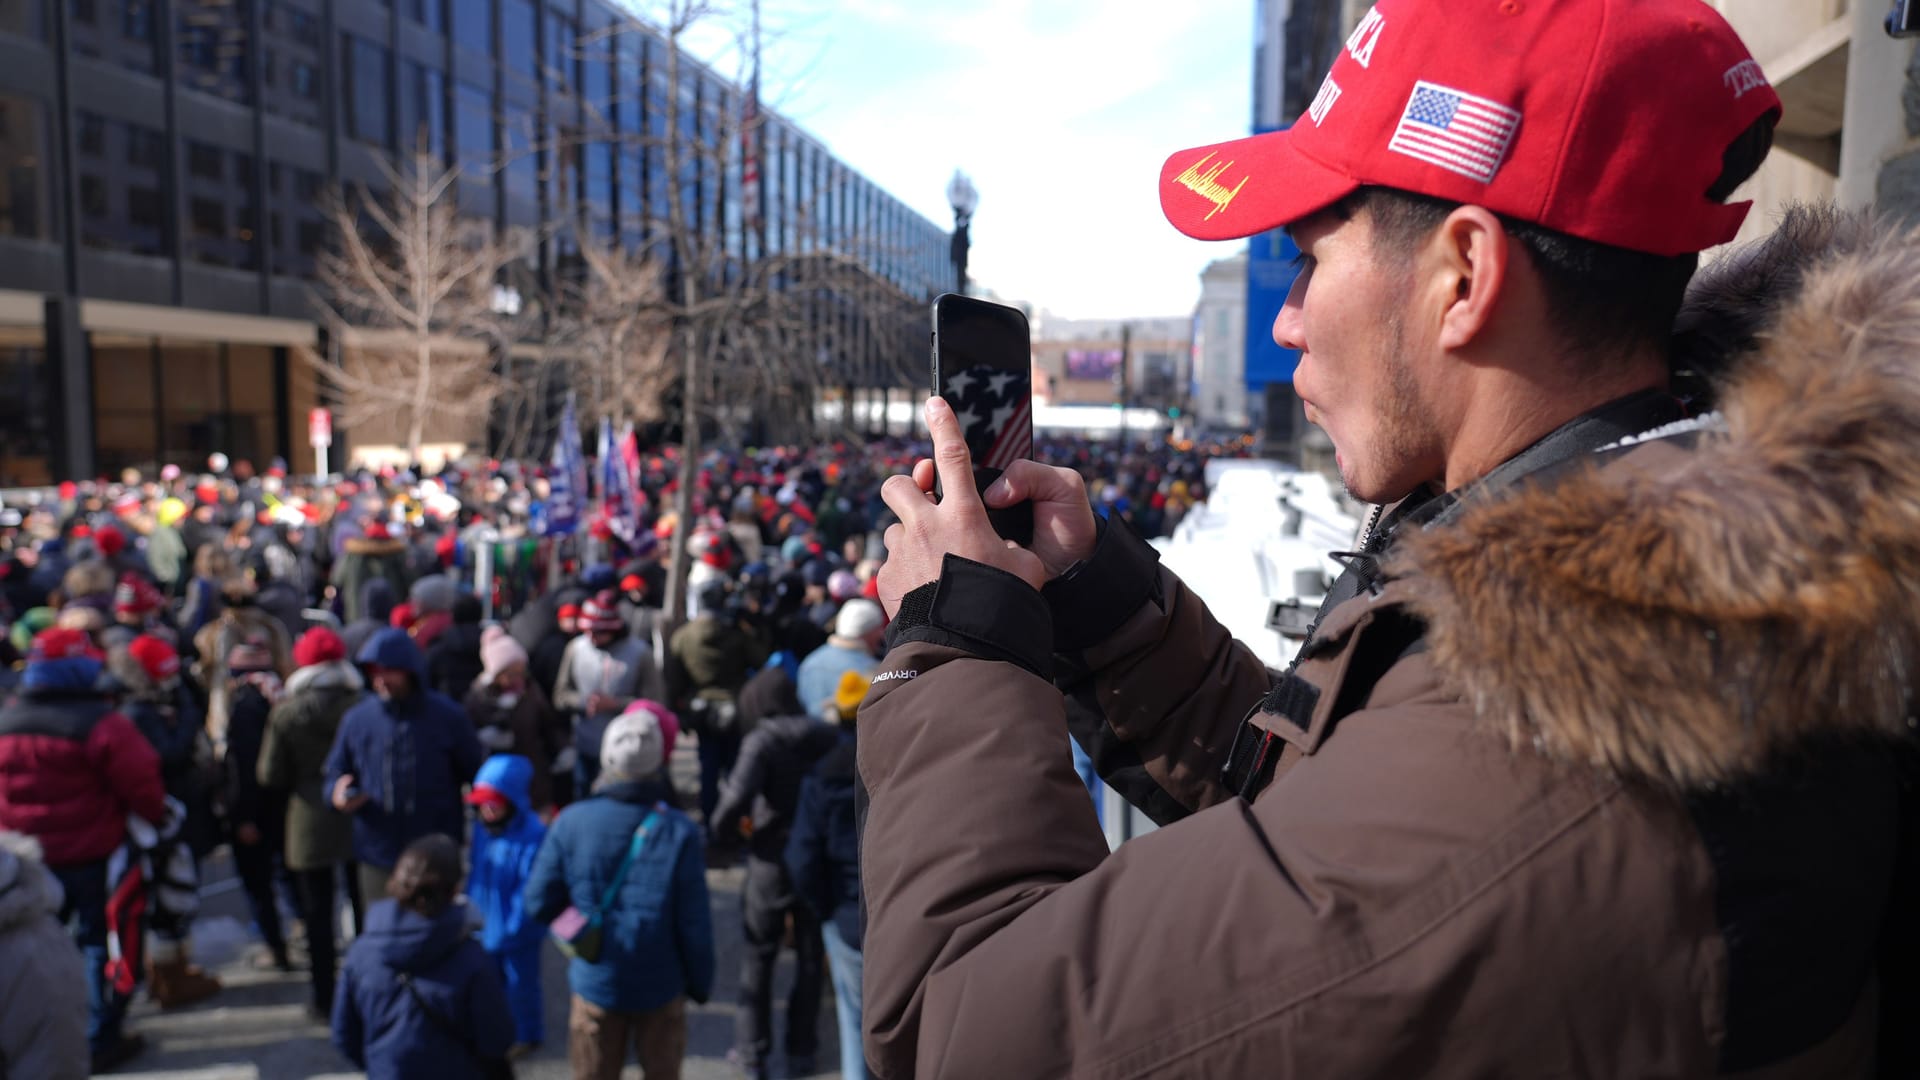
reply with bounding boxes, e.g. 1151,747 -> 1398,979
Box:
309,407 -> 332,477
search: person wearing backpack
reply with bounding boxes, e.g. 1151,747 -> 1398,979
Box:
332,833 -> 514,1080
526,708 -> 714,1080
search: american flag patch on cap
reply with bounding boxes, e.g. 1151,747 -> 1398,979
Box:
1388,81 -> 1521,184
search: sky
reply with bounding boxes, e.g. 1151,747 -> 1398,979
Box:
680,0 -> 1257,321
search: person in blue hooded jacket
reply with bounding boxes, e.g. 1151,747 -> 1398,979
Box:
332,833 -> 513,1079
325,628 -> 484,903
463,753 -> 547,1055
526,707 -> 714,1080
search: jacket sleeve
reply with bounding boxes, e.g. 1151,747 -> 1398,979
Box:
1046,516 -> 1273,823
709,730 -> 769,841
663,633 -> 692,709
550,639 -> 585,714
672,826 -> 716,1004
257,705 -> 294,791
330,965 -> 365,1069
524,823 -> 570,926
323,714 -> 356,794
784,777 -> 832,920
92,712 -> 168,826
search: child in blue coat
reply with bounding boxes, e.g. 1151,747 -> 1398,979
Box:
464,753 -> 548,1053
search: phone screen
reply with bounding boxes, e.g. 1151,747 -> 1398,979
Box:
933,294 -> 1033,477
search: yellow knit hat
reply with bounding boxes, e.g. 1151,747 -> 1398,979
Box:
833,670 -> 872,723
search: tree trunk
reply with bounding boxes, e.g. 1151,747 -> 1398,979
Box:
663,316 -> 701,623
408,336 -> 432,465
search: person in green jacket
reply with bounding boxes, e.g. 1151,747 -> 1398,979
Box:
257,626 -> 363,1018
329,524 -> 410,625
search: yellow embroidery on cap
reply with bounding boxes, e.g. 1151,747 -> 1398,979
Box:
1174,152 -> 1249,221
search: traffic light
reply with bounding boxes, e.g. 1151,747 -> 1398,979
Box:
1168,406 -> 1182,419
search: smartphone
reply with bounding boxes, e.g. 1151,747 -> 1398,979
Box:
931,293 -> 1035,546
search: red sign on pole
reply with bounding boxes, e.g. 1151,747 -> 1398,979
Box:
309,407 -> 332,448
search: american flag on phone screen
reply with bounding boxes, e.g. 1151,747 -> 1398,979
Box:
945,367 -> 1032,471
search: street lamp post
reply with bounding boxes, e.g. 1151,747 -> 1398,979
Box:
947,170 -> 978,296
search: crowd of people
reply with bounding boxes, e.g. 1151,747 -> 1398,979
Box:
0,430 -> 1246,1079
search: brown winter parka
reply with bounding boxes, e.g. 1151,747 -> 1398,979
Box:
856,209 -> 1920,1079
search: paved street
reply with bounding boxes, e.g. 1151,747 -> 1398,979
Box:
115,743 -> 843,1080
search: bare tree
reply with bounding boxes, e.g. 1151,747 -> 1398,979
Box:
549,239 -> 675,423
303,151 -> 536,464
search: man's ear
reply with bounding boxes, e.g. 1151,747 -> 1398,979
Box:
1430,206 -> 1509,352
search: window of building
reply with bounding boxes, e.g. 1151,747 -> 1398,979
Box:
177,0 -> 254,105
584,140 -> 612,236
187,140 -> 223,181
455,81 -> 494,176
0,94 -> 51,242
0,0 -> 44,41
451,0 -> 490,55
79,174 -> 106,217
262,1 -> 322,125
158,340 -> 223,464
0,325 -> 51,485
291,62 -> 318,101
402,0 -> 441,31
122,0 -> 149,37
340,33 -> 392,147
582,37 -> 610,116
400,61 -> 447,159
269,162 -> 324,277
501,0 -> 535,79
502,109 -> 537,202
125,125 -> 164,169
546,12 -> 574,92
189,197 -> 224,240
81,115 -> 167,256
127,186 -> 164,245
92,336 -> 159,474
77,112 -> 104,156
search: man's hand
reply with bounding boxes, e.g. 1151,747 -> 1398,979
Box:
235,823 -> 262,846
877,398 -> 1049,618
331,774 -> 370,814
984,461 -> 1099,581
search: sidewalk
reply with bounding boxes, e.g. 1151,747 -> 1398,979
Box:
114,742 -> 843,1080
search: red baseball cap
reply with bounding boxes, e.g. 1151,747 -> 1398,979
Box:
464,784 -> 511,809
1160,0 -> 1781,257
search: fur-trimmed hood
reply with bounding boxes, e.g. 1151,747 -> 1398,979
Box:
1394,206 -> 1917,792
343,536 -> 406,558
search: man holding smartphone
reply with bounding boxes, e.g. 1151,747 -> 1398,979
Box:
859,1 -> 1918,1076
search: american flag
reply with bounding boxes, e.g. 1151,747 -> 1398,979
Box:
1388,81 -> 1522,184
946,366 -> 1032,472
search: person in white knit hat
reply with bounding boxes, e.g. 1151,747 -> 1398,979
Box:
526,706 -> 715,1080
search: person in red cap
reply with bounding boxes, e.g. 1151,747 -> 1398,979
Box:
0,628 -> 165,1071
858,4 -> 1917,1076
105,573 -> 171,652
552,591 -> 666,792
256,627 -> 363,1018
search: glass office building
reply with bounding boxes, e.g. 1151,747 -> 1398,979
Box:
0,0 -> 950,481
